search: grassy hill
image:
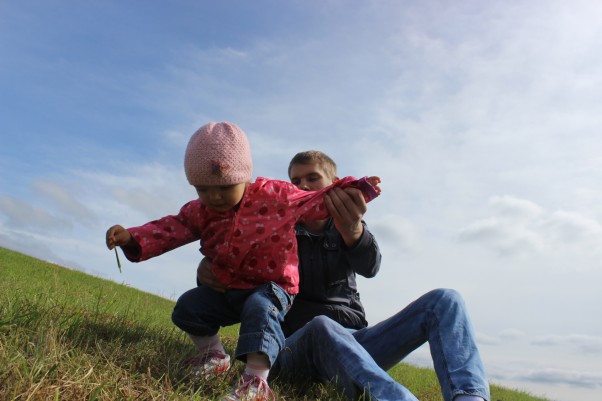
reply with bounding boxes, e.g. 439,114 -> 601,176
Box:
0,247 -> 550,401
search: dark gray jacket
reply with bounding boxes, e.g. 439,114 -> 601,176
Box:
282,219 -> 382,337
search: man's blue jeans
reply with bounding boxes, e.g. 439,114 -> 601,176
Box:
272,288 -> 490,401
172,282 -> 293,366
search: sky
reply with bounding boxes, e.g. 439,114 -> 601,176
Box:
1,1 -> 601,400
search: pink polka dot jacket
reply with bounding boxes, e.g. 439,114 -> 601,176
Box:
124,176 -> 379,294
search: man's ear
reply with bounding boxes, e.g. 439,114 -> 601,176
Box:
332,176 -> 340,184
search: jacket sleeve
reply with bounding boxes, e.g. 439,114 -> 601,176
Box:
342,221 -> 382,278
285,176 -> 380,222
122,200 -> 203,262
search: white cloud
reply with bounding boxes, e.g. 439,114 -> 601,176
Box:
0,229 -> 78,270
0,195 -> 72,231
523,368 -> 602,388
32,180 -> 97,225
567,335 -> 602,354
478,328 -> 526,346
534,334 -> 602,354
489,196 -> 545,220
459,196 -> 602,260
162,129 -> 190,148
499,328 -> 525,341
459,215 -> 545,256
370,214 -> 420,253
77,163 -> 193,222
532,335 -> 564,347
542,211 -> 602,248
477,332 -> 502,346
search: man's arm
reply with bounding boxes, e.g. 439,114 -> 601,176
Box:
343,221 -> 381,278
324,187 -> 365,247
196,256 -> 227,292
325,186 -> 381,277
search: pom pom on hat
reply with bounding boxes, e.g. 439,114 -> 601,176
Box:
184,122 -> 253,186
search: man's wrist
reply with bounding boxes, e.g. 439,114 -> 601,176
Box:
341,224 -> 363,248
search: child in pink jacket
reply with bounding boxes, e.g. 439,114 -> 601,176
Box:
106,121 -> 380,401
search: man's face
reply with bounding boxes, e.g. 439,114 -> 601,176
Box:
289,162 -> 336,191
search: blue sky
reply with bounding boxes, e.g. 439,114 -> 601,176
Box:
1,1 -> 602,400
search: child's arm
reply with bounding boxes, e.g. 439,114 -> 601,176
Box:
106,225 -> 132,249
106,224 -> 141,259
287,175 -> 382,222
108,200 -> 204,263
351,176 -> 381,201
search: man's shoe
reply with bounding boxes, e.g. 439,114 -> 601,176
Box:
183,350 -> 231,380
221,373 -> 275,401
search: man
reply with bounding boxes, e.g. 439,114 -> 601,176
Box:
199,151 -> 490,401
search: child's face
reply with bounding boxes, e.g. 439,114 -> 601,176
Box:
289,162 -> 337,191
195,183 -> 247,212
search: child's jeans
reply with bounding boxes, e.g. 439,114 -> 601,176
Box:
172,281 -> 293,366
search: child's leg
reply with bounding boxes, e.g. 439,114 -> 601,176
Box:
234,282 -> 293,366
172,284 -> 240,339
188,333 -> 225,355
222,283 -> 291,400
245,352 -> 270,380
172,285 -> 240,377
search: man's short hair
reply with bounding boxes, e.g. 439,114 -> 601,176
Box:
288,150 -> 337,180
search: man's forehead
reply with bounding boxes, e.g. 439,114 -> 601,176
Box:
289,162 -> 325,178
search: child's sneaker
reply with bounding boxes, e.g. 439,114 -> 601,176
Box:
221,373 -> 275,401
183,350 -> 231,380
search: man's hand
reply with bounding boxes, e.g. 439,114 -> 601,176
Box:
324,187 -> 367,248
197,257 -> 227,293
106,225 -> 133,249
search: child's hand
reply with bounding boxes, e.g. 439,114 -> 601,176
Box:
105,225 -> 132,250
367,176 -> 381,195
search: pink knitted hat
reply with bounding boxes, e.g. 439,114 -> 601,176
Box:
184,122 -> 253,186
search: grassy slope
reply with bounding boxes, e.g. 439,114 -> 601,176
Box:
0,248 -> 549,401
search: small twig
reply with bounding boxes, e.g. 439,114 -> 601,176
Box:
115,248 -> 122,273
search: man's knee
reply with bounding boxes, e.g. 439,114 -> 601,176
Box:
438,287 -> 462,301
305,315 -> 347,337
429,288 -> 470,318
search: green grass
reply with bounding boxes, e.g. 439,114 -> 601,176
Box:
0,247 -> 550,400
